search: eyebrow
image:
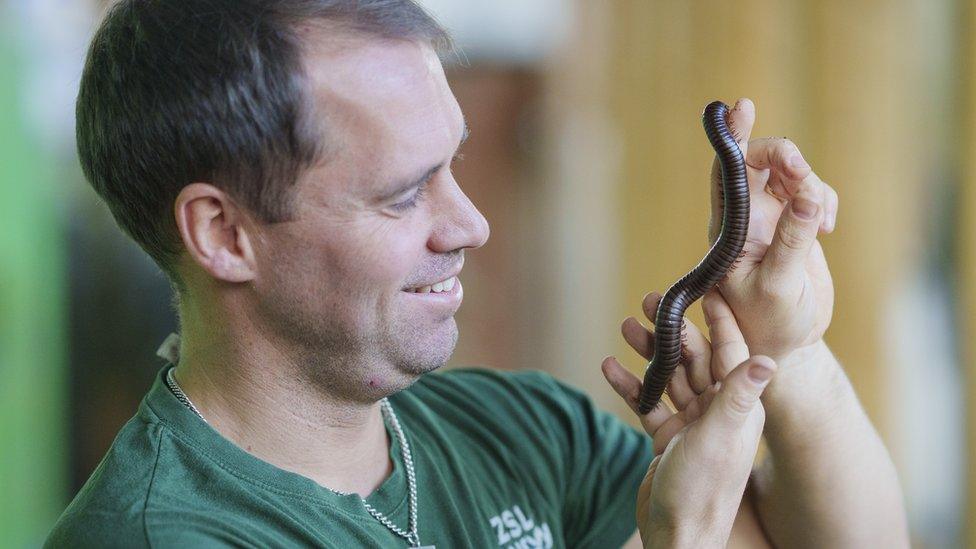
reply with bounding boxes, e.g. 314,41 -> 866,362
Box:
379,124 -> 470,202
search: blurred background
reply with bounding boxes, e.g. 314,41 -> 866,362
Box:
1,0 -> 974,547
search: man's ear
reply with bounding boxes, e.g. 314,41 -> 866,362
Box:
174,183 -> 258,283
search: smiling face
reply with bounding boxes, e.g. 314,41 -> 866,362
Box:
249,34 -> 489,400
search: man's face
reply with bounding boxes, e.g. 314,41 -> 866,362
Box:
251,36 -> 489,399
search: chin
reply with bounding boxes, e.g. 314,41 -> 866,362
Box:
397,319 -> 458,376
366,352 -> 448,401
410,338 -> 458,375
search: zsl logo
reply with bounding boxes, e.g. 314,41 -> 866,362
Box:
488,505 -> 552,548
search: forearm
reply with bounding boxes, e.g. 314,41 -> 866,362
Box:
728,483 -> 774,549
641,513 -> 729,549
752,341 -> 909,547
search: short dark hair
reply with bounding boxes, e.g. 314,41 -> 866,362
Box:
77,0 -> 451,286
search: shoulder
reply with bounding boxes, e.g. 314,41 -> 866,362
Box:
47,510 -> 240,549
46,408 -> 239,548
46,412 -> 163,547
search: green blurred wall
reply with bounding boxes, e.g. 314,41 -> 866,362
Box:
0,15 -> 67,548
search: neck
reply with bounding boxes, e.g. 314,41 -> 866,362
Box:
171,312 -> 393,497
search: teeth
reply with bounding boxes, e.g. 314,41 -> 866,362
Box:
409,276 -> 456,294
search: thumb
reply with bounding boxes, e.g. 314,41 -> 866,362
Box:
701,355 -> 776,432
761,194 -> 822,285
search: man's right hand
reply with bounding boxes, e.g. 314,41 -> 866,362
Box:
707,98 -> 836,367
602,293 -> 775,548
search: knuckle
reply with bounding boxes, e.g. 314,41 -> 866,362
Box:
796,177 -> 817,194
708,311 -> 735,333
777,223 -> 808,250
690,370 -> 712,393
778,138 -> 798,159
727,391 -> 756,415
681,343 -> 704,365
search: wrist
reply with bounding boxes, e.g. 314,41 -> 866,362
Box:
644,499 -> 734,549
765,340 -> 840,402
761,339 -> 857,445
643,518 -> 728,549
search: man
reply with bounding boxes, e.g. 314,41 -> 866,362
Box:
49,0 -> 908,547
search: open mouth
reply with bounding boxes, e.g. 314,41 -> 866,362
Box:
404,276 -> 458,294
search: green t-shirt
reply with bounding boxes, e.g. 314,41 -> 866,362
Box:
47,366 -> 652,548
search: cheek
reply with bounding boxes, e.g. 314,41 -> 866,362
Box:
333,223 -> 427,300
257,227 -> 346,304
261,213 -> 431,308
369,247 -> 422,298
360,215 -> 431,277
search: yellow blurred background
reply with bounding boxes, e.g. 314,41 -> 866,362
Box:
2,0 -> 974,547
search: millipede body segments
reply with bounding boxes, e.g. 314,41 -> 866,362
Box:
636,101 -> 751,415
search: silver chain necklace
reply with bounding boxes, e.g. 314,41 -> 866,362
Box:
164,367 -> 432,548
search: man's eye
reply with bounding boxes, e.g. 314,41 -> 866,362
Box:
391,183 -> 429,212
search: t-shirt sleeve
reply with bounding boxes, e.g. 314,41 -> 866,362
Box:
504,370 -> 654,549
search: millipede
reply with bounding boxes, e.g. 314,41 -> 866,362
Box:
636,101 -> 750,414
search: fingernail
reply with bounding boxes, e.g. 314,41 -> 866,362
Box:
789,153 -> 810,170
792,198 -> 818,220
748,362 -> 774,384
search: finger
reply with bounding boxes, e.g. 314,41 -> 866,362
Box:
701,355 -> 776,434
824,182 -> 839,233
709,98 -> 756,243
765,168 -> 831,234
680,384 -> 718,425
709,156 -> 723,243
601,356 -> 672,433
679,318 -> 714,394
666,364 -> 697,410
702,290 -> 750,380
728,98 -> 756,160
752,133 -> 836,236
641,292 -> 664,325
621,315 -> 700,409
654,384 -> 719,448
622,317 -> 654,361
645,454 -> 661,483
641,291 -> 712,392
760,192 -> 823,289
813,179 -> 830,236
746,137 -> 812,191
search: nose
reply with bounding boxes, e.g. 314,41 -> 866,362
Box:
428,176 -> 490,253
